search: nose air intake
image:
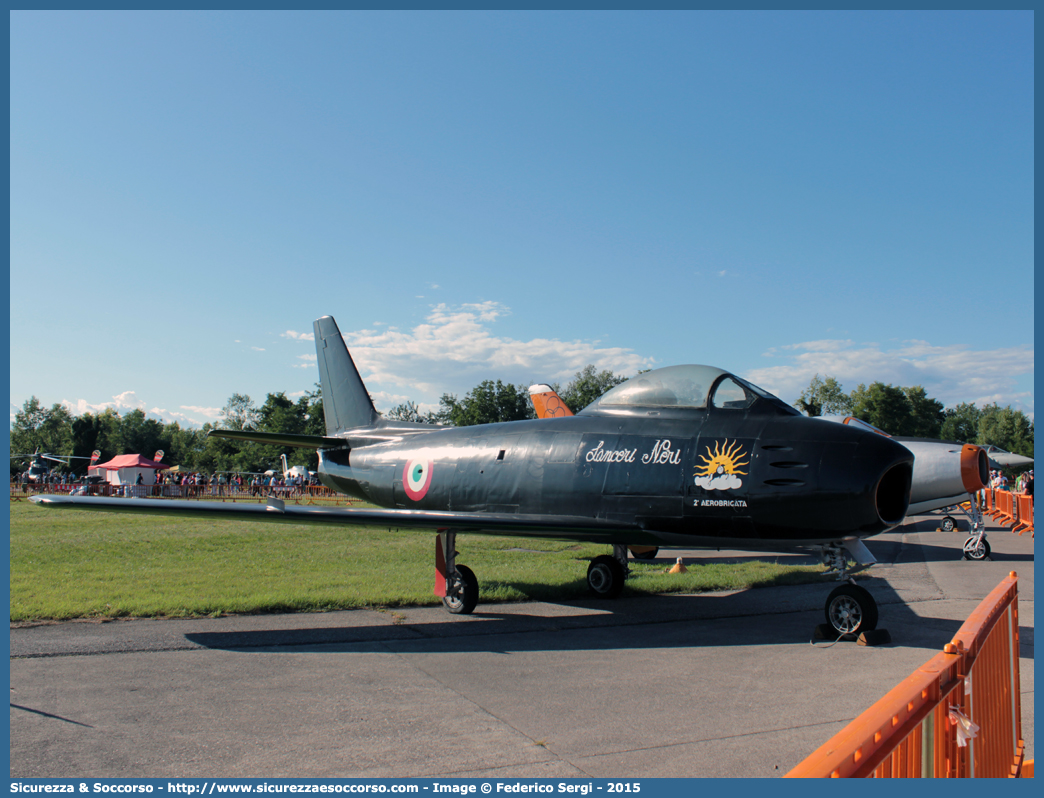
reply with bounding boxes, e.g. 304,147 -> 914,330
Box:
876,461 -> 913,526
962,444 -> 990,494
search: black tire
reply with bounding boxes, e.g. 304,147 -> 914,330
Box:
629,546 -> 660,560
940,516 -> 957,533
587,555 -> 625,599
442,564 -> 479,614
824,584 -> 878,635
963,537 -> 991,561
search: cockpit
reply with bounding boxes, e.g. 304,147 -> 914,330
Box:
579,364 -> 799,416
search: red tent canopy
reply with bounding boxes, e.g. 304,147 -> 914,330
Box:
89,454 -> 169,471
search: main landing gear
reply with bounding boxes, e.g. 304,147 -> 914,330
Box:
435,530 -> 478,614
434,533 -> 635,614
586,545 -> 631,599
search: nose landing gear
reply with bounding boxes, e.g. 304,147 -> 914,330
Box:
819,540 -> 880,638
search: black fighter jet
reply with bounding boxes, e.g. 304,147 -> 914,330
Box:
33,316 -> 914,635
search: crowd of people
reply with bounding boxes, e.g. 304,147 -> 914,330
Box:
14,468 -> 323,498
990,468 -> 1033,496
154,470 -> 322,498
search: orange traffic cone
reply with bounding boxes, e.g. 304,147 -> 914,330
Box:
668,557 -> 688,574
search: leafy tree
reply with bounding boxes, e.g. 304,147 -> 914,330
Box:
11,397 -> 51,457
940,402 -> 982,443
69,408 -> 122,475
439,380 -> 534,427
559,366 -> 628,413
849,383 -> 912,435
11,398 -> 74,473
300,383 -> 326,438
386,400 -> 440,424
119,409 -> 171,459
165,422 -> 208,473
387,400 -> 424,422
795,374 -> 853,417
220,393 -> 259,431
977,405 -> 1034,457
901,386 -> 944,439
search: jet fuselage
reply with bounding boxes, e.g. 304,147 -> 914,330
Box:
318,399 -> 913,548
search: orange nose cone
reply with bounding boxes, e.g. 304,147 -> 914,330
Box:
961,444 -> 989,493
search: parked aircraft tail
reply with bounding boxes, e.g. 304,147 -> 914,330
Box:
313,316 -> 380,435
528,384 -> 575,419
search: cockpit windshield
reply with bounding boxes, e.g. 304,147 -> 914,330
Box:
586,365 -> 725,409
580,364 -> 797,415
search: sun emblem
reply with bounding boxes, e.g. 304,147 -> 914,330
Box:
694,439 -> 749,491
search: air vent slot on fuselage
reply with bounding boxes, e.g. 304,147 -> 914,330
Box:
769,461 -> 808,469
761,444 -> 793,451
763,478 -> 806,487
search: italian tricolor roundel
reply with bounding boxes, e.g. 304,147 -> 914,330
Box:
403,456 -> 433,501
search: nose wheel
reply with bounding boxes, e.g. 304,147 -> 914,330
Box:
824,583 -> 878,635
963,536 -> 992,561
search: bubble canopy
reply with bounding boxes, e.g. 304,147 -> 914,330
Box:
580,364 -> 792,413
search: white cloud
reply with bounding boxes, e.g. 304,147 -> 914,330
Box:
251,347 -> 265,352
55,392 -> 223,428
176,406 -> 223,422
744,339 -> 1034,414
282,330 -> 314,341
334,302 -> 653,410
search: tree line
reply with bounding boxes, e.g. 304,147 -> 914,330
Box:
10,366 -> 627,477
796,374 -> 1033,457
11,368 -> 1032,477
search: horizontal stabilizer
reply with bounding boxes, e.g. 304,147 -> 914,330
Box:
208,430 -> 347,449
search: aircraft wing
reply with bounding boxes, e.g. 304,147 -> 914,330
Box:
29,495 -> 642,543
982,447 -> 1033,469
208,430 -> 347,449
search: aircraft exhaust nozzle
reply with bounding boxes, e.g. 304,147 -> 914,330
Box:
961,444 -> 990,493
875,461 -> 913,527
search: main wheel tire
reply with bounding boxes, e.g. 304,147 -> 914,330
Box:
940,516 -> 957,532
587,555 -> 625,599
963,537 -> 991,561
629,546 -> 660,560
442,564 -> 479,614
824,584 -> 878,635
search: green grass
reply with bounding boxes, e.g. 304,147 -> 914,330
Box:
9,501 -> 828,621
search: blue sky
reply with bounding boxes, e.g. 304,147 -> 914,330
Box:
10,10 -> 1034,428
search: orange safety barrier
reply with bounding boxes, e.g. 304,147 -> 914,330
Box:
787,572 -> 1026,778
993,490 -> 1015,526
1012,494 -> 1034,537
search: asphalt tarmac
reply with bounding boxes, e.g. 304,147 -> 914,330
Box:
10,514 -> 1034,779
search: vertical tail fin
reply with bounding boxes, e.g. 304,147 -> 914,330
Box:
528,384 -> 575,418
313,316 -> 380,435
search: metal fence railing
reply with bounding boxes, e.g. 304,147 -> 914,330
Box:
786,572 -> 1027,778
